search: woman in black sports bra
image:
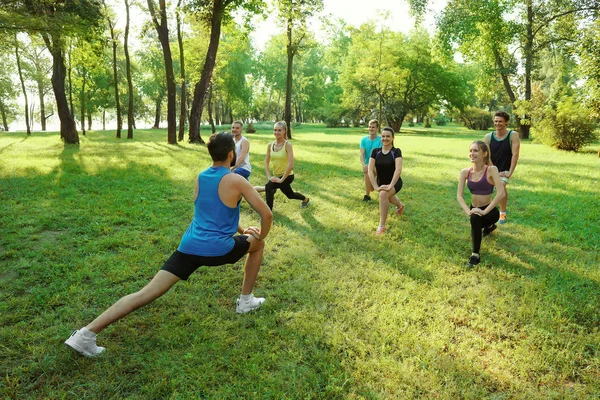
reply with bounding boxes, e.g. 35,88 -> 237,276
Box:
457,140 -> 505,267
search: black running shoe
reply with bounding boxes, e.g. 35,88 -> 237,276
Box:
483,224 -> 497,237
468,255 -> 480,267
362,195 -> 371,202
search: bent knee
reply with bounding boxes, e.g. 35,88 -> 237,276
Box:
247,235 -> 265,252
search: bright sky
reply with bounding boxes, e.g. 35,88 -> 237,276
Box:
250,0 -> 448,50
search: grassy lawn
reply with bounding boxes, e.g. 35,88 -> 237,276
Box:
1,123 -> 598,399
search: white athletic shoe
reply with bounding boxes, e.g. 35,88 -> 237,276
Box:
236,294 -> 265,314
64,328 -> 105,357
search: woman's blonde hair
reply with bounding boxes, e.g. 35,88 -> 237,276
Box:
275,121 -> 288,139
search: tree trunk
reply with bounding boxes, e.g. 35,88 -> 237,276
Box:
14,36 -> 31,136
108,15 -> 122,138
0,103 -> 8,131
148,0 -> 177,144
125,0 -> 135,139
207,84 -> 215,133
284,16 -> 294,139
521,1 -> 533,140
153,94 -> 163,128
42,33 -> 79,143
492,47 -> 523,136
37,80 -> 47,131
177,0 -> 186,142
87,112 -> 92,130
215,98 -> 220,127
188,0 -> 225,144
80,68 -> 86,136
103,109 -> 106,130
68,43 -> 74,119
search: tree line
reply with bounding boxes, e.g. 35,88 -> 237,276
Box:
1,0 -> 598,151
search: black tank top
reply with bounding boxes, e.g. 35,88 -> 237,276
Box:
490,130 -> 512,171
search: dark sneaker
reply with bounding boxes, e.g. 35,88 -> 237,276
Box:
301,198 -> 310,208
236,294 -> 265,314
468,255 -> 480,267
64,329 -> 105,357
362,195 -> 371,202
483,224 -> 497,237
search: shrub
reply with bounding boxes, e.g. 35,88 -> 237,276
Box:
245,123 -> 256,133
456,107 -> 494,130
531,99 -> 598,151
434,114 -> 449,126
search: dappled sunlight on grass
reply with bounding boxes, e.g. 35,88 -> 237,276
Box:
1,125 -> 599,398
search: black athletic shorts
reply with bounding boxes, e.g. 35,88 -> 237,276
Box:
160,235 -> 250,280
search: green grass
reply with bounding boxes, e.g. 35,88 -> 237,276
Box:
1,123 -> 599,399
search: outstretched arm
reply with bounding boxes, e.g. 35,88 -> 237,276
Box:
239,179 -> 272,240
368,157 -> 378,191
506,132 -> 520,178
457,168 -> 471,216
264,144 -> 272,180
231,139 -> 249,171
481,166 -> 505,214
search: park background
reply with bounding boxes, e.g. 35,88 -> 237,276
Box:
1,0 -> 600,398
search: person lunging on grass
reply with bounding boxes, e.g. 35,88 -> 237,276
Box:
65,132 -> 273,357
359,119 -> 382,201
261,121 -> 310,210
368,126 -> 405,235
457,140 -> 505,267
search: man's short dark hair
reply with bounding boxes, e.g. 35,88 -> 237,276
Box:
494,111 -> 510,122
207,132 -> 235,162
232,120 -> 243,127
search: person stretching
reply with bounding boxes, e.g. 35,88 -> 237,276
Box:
457,140 -> 505,267
65,132 -> 272,357
368,126 -> 405,235
262,121 -> 310,210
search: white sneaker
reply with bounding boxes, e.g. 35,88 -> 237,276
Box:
236,294 -> 265,314
64,328 -> 105,357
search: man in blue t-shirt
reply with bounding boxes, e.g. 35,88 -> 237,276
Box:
65,132 -> 273,357
359,119 -> 382,201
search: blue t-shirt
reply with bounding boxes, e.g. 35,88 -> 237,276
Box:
360,135 -> 382,166
178,166 -> 240,256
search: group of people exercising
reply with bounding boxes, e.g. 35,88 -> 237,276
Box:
65,113 -> 520,357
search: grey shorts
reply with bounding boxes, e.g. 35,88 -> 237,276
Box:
500,171 -> 510,184
161,235 -> 250,280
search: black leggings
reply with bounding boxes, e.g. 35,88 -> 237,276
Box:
265,175 -> 306,210
470,205 -> 500,254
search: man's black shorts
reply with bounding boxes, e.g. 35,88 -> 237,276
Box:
160,235 -> 250,280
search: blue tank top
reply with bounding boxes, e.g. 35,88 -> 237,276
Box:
178,166 -> 240,256
467,166 -> 494,195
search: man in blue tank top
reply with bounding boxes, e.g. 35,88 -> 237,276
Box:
484,111 -> 521,224
65,132 -> 273,357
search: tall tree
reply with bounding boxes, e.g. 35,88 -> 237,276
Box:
124,0 -> 134,139
20,35 -> 53,131
0,0 -> 104,143
187,0 -> 264,144
432,0 -> 600,139
14,34 -> 31,135
176,0 -> 187,141
104,1 -> 123,138
0,44 -> 18,131
275,0 -> 323,139
147,0 -> 176,144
